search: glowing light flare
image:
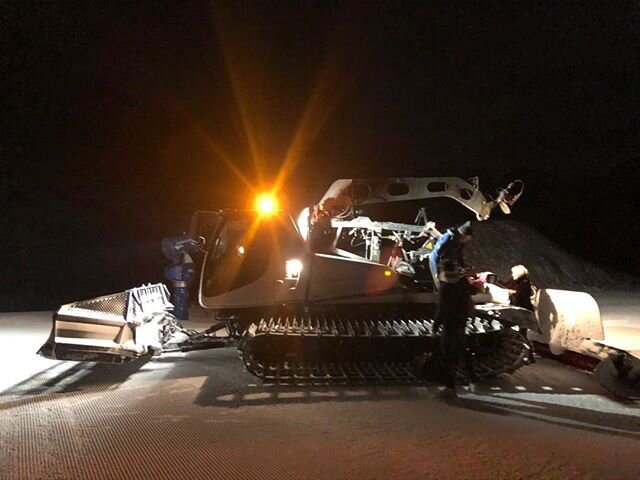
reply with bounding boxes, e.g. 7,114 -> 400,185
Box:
213,13 -> 265,186
384,270 -> 392,278
285,259 -> 304,280
213,8 -> 366,198
170,107 -> 253,191
255,193 -> 278,215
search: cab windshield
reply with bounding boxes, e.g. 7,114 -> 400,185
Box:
201,213 -> 303,298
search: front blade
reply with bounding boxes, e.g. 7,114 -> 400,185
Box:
529,289 -> 604,355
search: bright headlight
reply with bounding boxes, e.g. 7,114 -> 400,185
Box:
285,259 -> 303,280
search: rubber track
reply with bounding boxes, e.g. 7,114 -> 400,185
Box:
239,313 -> 530,383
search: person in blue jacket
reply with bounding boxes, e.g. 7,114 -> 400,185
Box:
429,221 -> 473,289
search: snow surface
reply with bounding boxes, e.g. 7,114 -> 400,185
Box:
592,292 -> 640,358
1,306 -> 640,479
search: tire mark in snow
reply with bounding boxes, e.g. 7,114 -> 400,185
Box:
495,406 -> 640,436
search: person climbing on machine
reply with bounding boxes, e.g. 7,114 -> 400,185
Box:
505,264 -> 536,363
506,264 -> 534,311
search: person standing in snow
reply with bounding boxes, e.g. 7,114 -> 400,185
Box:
433,260 -> 478,399
428,221 -> 473,289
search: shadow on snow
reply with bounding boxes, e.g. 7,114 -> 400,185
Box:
2,348 -> 638,439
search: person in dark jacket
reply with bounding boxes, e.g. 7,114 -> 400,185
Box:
429,221 -> 473,289
433,260 -> 478,399
506,264 -> 534,310
505,264 -> 536,363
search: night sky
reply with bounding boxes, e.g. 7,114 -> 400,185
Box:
3,1 -> 640,311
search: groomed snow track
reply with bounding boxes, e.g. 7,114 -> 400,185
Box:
3,310 -> 640,480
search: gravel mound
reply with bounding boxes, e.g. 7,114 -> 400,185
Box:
466,220 -> 638,290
